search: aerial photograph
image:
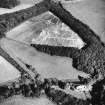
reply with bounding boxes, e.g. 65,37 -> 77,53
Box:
0,0 -> 105,105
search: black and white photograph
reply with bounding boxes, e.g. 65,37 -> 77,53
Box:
0,0 -> 105,105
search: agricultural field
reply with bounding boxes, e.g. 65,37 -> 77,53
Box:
0,0 -> 105,105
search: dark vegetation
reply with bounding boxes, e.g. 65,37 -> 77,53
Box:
45,87 -> 90,105
0,0 -> 20,9
90,78 -> 105,105
0,1 -> 47,34
0,0 -> 105,105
